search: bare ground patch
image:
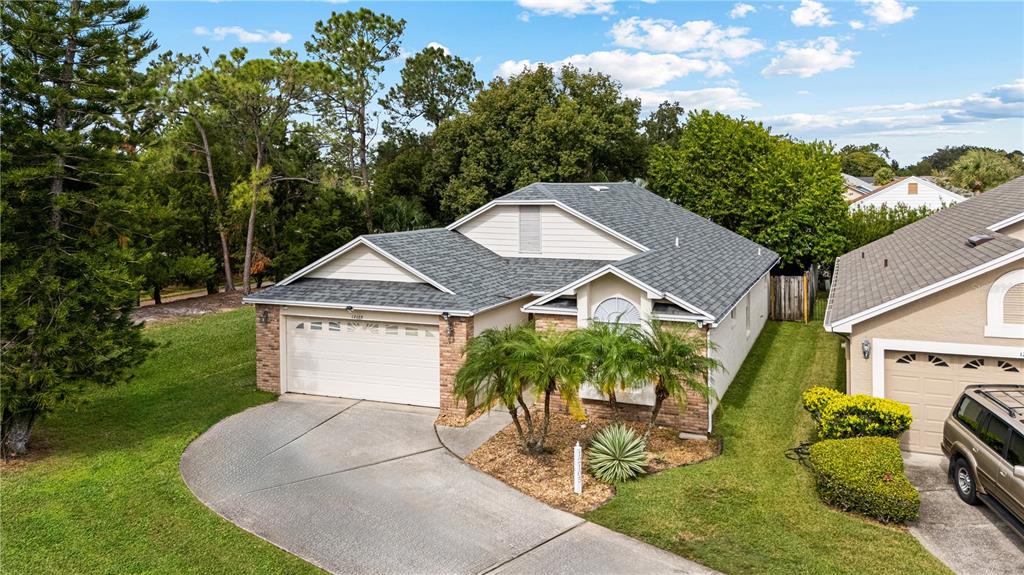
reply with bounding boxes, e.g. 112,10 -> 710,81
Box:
466,410 -> 719,515
132,290 -> 249,325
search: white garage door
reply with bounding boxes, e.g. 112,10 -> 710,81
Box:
885,351 -> 1023,454
285,316 -> 440,407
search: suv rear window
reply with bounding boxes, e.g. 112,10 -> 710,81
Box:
955,397 -> 987,434
1008,432 -> 1024,467
981,415 -> 1011,454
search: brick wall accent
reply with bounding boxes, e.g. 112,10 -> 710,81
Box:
534,313 -> 577,332
439,315 -> 474,418
533,312 -> 709,435
548,390 -> 708,435
255,304 -> 281,394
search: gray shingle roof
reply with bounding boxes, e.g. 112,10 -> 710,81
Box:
825,175 -> 1024,326
248,227 -> 607,313
250,182 -> 778,321
501,183 -> 778,319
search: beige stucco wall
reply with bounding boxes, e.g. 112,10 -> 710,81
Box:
1000,219 -> 1024,241
847,261 -> 1024,395
473,297 -> 530,335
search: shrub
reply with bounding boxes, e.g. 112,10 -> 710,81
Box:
809,437 -> 919,523
802,386 -> 844,422
818,395 -> 912,440
588,424 -> 647,483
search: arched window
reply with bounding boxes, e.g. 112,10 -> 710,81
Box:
986,269 -> 1024,339
593,297 -> 641,324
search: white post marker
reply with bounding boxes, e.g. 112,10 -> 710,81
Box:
573,441 -> 583,495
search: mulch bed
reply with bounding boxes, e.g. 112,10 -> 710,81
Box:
466,410 -> 719,514
131,290 -> 249,325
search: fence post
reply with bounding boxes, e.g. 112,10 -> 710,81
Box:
802,272 -> 809,323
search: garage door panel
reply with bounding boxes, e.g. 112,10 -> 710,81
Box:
885,351 -> 1023,454
285,315 -> 440,407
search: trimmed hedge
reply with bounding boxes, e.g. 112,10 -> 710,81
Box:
802,386 -> 844,421
818,395 -> 912,440
809,437 -> 919,523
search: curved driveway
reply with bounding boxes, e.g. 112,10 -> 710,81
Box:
181,394 -> 717,575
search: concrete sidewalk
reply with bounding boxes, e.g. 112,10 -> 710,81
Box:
181,395 -> 718,575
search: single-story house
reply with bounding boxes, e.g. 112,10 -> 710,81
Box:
849,175 -> 965,212
842,173 -> 875,204
825,176 -> 1024,454
244,182 -> 778,435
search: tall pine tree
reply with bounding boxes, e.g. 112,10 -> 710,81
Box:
1,0 -> 157,456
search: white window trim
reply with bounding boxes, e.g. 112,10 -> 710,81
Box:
985,268 -> 1024,339
869,338 -> 1024,398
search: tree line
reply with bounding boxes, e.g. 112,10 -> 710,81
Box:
0,1 -> 972,456
839,143 -> 1024,193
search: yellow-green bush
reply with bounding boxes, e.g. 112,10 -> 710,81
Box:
802,386 -> 844,421
819,395 -> 912,440
809,437 -> 919,523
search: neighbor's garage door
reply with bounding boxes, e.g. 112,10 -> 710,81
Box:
885,351 -> 1023,454
285,316 -> 440,407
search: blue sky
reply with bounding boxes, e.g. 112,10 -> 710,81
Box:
146,1 -> 1024,165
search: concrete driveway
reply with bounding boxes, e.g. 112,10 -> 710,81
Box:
181,394 -> 717,575
904,453 -> 1024,575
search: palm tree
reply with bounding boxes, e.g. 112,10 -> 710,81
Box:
453,325 -> 537,450
507,327 -> 589,452
577,321 -> 647,420
635,320 -> 722,441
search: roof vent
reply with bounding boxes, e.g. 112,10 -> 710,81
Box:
588,185 -> 609,192
966,234 -> 994,247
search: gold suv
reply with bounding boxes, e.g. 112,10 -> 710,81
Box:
942,385 -> 1024,531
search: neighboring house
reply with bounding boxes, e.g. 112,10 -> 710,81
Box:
849,175 -> 965,211
842,173 -> 875,204
245,182 -> 778,435
825,176 -> 1024,454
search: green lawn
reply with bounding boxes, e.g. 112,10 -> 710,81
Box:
0,308 -> 321,574
587,321 -> 952,575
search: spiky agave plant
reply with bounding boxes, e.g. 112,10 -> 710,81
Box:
587,424 -> 647,483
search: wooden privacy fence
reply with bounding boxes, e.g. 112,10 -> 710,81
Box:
769,266 -> 819,322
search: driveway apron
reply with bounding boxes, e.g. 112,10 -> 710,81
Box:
181,395 -> 717,575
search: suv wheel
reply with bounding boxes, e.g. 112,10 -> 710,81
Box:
953,458 -> 979,505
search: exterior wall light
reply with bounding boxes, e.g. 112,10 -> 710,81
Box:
258,309 -> 271,325
861,339 -> 871,359
441,311 -> 454,343
345,305 -> 354,312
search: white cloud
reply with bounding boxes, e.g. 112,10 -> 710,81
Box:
495,50 -> 730,90
858,0 -> 917,25
516,0 -> 614,17
762,37 -> 857,78
609,17 -> 764,59
426,42 -> 450,55
495,59 -> 535,79
193,25 -> 291,44
848,20 -> 865,29
729,3 -> 756,19
517,11 -> 531,22
630,87 -> 760,112
765,79 -> 1023,139
790,0 -> 835,27
797,90 -> 812,96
